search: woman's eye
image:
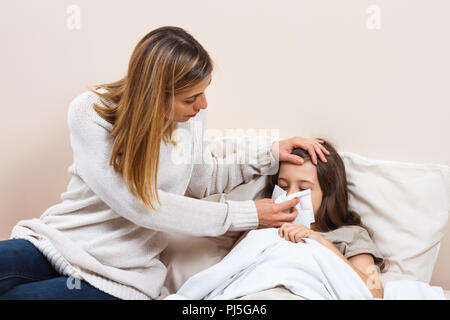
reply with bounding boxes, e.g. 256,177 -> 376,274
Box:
185,100 -> 195,104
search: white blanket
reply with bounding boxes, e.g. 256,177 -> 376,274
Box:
164,228 -> 444,300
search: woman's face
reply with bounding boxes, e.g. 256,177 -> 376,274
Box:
165,76 -> 211,122
277,161 -> 323,217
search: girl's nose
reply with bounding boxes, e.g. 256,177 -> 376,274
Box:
286,186 -> 301,196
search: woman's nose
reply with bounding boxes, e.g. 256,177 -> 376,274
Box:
197,95 -> 208,110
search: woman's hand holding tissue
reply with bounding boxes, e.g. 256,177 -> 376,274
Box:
278,222 -> 326,244
271,137 -> 330,165
254,198 -> 300,228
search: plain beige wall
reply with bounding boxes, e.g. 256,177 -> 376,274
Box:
1,1 -> 449,288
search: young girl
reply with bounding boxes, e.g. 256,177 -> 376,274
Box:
231,139 -> 385,299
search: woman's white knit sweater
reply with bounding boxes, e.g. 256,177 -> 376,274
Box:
10,89 -> 278,300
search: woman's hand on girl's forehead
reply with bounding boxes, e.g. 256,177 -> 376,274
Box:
271,137 -> 330,165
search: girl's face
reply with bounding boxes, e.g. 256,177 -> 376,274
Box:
165,77 -> 211,122
277,161 -> 323,218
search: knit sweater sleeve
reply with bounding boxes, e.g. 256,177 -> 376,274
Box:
67,93 -> 258,236
186,109 -> 280,199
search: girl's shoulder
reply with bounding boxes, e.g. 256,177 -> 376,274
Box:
318,225 -> 385,270
317,224 -> 368,243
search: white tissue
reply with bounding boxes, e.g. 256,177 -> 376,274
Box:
271,184 -> 315,228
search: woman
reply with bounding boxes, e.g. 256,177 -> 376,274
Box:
231,139 -> 385,299
0,26 -> 329,300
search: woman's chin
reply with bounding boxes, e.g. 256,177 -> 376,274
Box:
168,115 -> 191,123
180,114 -> 196,122
177,116 -> 191,122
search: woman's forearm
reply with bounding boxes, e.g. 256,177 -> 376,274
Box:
319,239 -> 383,299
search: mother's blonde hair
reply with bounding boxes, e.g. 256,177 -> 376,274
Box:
88,26 -> 214,210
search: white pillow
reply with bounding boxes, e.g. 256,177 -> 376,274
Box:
338,151 -> 450,285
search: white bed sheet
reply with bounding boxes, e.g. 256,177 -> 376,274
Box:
235,287 -> 450,300
445,290 -> 450,300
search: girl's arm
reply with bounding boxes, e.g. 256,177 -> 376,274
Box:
279,223 -> 383,299
319,239 -> 383,299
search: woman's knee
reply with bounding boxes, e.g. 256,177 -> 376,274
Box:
0,238 -> 34,253
0,239 -> 55,272
0,277 -> 120,300
0,239 -> 58,295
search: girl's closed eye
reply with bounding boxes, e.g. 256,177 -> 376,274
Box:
279,185 -> 306,191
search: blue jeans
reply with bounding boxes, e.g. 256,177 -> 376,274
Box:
0,239 -> 120,300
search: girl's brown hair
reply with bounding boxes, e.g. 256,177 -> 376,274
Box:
87,26 -> 214,210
